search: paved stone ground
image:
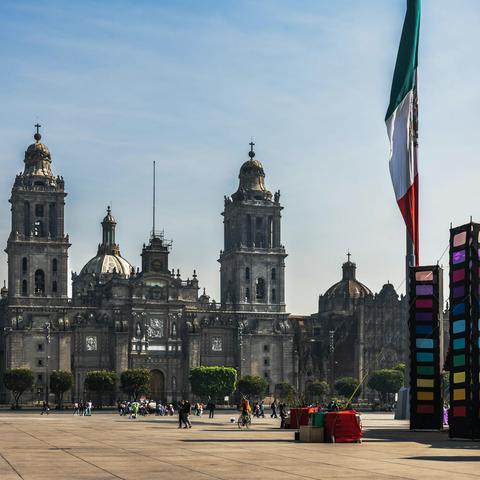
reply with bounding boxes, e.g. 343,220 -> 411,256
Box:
0,411 -> 479,479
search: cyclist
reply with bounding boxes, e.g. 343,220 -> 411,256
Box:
238,396 -> 252,428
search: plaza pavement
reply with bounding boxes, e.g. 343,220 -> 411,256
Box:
0,410 -> 479,480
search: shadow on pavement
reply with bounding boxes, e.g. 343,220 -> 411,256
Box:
364,428 -> 480,450
181,439 -> 294,443
404,456 -> 480,461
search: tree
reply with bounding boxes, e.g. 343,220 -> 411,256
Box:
274,382 -> 296,403
236,375 -> 268,399
4,368 -> 34,409
189,366 -> 237,401
120,369 -> 151,401
50,370 -> 73,408
85,370 -> 117,405
334,377 -> 360,400
368,369 -> 404,403
306,380 -> 329,402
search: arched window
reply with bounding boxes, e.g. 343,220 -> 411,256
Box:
52,281 -> 58,293
52,259 -> 58,273
22,257 -> 27,273
22,280 -> 27,296
271,288 -> 276,302
34,270 -> 45,294
271,268 -> 276,281
171,322 -> 177,337
256,278 -> 265,300
245,267 -> 250,281
245,287 -> 250,302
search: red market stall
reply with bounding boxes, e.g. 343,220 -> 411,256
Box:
289,407 -> 318,429
324,411 -> 362,443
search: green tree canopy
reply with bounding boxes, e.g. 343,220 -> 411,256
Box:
274,382 -> 296,403
368,369 -> 404,402
189,366 -> 237,401
4,368 -> 34,408
50,370 -> 73,408
236,375 -> 268,399
334,377 -> 360,400
85,370 -> 117,404
306,380 -> 329,402
120,369 -> 151,401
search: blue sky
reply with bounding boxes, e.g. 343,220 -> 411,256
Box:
1,0 -> 479,314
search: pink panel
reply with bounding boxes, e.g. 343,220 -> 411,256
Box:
454,231 -> 467,247
415,271 -> 433,282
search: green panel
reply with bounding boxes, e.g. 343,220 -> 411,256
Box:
453,354 -> 466,367
417,365 -> 434,375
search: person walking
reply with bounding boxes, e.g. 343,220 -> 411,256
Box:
183,400 -> 192,428
86,400 -> 92,416
73,401 -> 79,415
40,401 -> 49,415
259,400 -> 265,418
270,399 -> 278,418
178,400 -> 185,428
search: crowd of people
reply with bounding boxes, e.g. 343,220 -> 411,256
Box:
72,400 -> 93,416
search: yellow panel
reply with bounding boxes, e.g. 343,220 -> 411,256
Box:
417,379 -> 434,388
454,372 -> 466,384
417,391 -> 434,401
453,389 -> 466,401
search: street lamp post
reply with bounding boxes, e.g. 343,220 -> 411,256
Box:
44,322 -> 51,406
329,330 -> 335,395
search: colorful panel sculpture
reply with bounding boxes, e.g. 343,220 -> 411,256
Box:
448,222 -> 480,439
409,265 -> 444,429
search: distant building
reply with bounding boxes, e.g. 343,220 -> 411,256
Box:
296,256 -> 408,397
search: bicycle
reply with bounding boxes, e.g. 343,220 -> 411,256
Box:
237,412 -> 252,429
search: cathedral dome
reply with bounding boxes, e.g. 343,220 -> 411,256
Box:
324,255 -> 372,299
23,127 -> 53,177
80,253 -> 132,277
80,206 -> 133,277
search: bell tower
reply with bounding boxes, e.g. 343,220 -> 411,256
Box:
5,126 -> 70,303
219,142 -> 287,312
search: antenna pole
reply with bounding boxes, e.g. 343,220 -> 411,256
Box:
153,160 -> 156,236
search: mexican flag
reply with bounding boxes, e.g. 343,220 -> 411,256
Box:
386,0 -> 421,265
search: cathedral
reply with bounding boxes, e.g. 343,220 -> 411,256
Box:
0,129 -> 408,404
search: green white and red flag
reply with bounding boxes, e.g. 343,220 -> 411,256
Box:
386,0 -> 421,266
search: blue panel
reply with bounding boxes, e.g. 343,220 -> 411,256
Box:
453,320 -> 466,334
416,325 -> 432,334
453,338 -> 465,350
416,338 -> 434,349
416,352 -> 433,362
452,303 -> 465,315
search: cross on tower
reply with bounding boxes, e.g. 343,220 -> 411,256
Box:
248,139 -> 255,159
347,250 -> 351,262
34,123 -> 42,142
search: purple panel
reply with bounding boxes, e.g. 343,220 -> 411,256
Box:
453,285 -> 465,299
416,299 -> 433,309
452,250 -> 466,264
416,285 -> 433,296
416,312 -> 433,322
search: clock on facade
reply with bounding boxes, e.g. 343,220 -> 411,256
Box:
151,259 -> 163,272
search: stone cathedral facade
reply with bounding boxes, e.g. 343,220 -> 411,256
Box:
0,132 -> 296,403
0,131 -> 408,404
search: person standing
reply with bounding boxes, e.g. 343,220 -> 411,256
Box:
279,402 -> 287,428
259,400 -> 265,418
270,399 -> 278,418
73,401 -> 79,416
208,399 -> 215,418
